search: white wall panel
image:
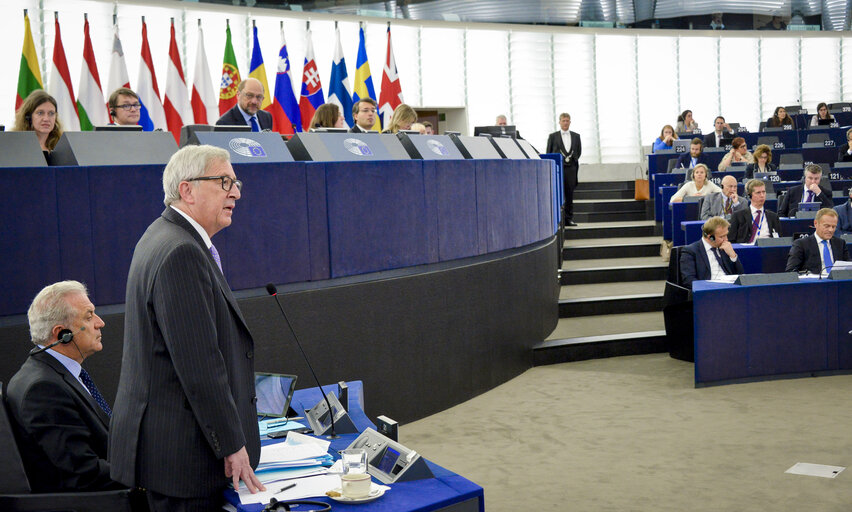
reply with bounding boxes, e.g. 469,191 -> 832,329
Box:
719,37 -> 761,131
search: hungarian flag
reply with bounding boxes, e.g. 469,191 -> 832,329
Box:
47,13 -> 80,131
268,26 -> 301,134
378,24 -> 403,130
352,26 -> 379,131
16,10 -> 43,111
249,24 -> 272,111
219,23 -> 241,115
77,16 -> 109,131
191,24 -> 217,124
137,18 -> 166,131
163,19 -> 192,142
107,21 -> 130,123
298,28 -> 324,131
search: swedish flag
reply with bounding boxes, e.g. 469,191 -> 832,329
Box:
352,26 -> 380,131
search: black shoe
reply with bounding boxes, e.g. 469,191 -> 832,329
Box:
566,220 -> 578,227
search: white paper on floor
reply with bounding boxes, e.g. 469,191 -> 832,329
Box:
785,462 -> 845,478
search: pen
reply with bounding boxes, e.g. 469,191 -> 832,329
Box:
277,482 -> 296,494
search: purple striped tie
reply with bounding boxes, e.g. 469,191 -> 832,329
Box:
209,244 -> 223,273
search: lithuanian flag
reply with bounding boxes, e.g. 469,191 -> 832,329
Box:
16,10 -> 43,111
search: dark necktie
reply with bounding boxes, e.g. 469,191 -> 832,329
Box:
724,197 -> 732,214
749,210 -> 762,243
79,368 -> 111,417
250,116 -> 260,132
210,244 -> 223,273
806,190 -> 814,203
822,240 -> 834,273
712,248 -> 729,274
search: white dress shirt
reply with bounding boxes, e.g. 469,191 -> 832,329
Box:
701,238 -> 735,280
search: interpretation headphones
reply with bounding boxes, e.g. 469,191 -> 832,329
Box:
25,113 -> 32,125
109,109 -> 116,117
262,499 -> 331,512
57,328 -> 75,344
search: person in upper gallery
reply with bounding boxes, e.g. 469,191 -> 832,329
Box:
215,78 -> 272,131
674,138 -> 709,170
350,97 -> 378,133
700,175 -> 749,220
675,109 -> 699,133
107,87 -> 141,126
5,280 -> 122,493
495,114 -> 508,126
670,164 -> 721,203
422,121 -> 434,135
744,144 -> 777,179
767,106 -> 795,128
652,125 -> 678,152
383,103 -> 417,134
717,137 -> 754,172
777,164 -> 834,217
785,208 -> 850,274
309,103 -> 346,130
703,116 -> 735,148
546,112 -> 582,227
809,102 -> 835,127
728,179 -> 782,243
14,89 -> 63,153
835,187 -> 852,235
837,128 -> 852,163
679,216 -> 744,289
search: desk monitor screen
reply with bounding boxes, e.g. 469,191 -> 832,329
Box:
673,140 -> 689,153
719,137 -> 734,147
754,172 -> 777,180
798,201 -> 820,212
818,118 -> 833,126
93,124 -> 143,131
254,373 -> 297,418
474,125 -> 516,139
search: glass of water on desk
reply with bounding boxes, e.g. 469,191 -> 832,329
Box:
341,448 -> 367,474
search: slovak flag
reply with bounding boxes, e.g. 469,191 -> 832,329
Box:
298,28 -> 324,132
268,26 -> 301,134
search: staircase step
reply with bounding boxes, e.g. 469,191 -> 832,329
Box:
564,237 -> 661,259
573,210 -> 648,223
576,181 -> 634,191
559,293 -> 663,317
564,221 -> 657,240
574,189 -> 634,200
560,280 -> 665,300
533,329 -> 667,366
573,199 -> 646,213
544,311 -> 665,340
560,256 -> 667,285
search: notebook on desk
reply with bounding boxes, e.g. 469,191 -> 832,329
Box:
255,372 -> 298,418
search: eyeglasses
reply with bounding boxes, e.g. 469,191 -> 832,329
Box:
188,175 -> 243,192
115,103 -> 142,111
241,92 -> 264,102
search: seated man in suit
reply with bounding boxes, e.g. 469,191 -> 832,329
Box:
835,187 -> 852,235
778,164 -> 834,217
5,281 -> 119,492
703,116 -> 734,148
838,128 -> 852,163
728,179 -> 782,243
674,138 -> 709,170
680,216 -> 745,288
349,98 -> 377,133
785,208 -> 850,274
215,78 -> 272,131
108,87 -> 141,126
700,175 -> 748,220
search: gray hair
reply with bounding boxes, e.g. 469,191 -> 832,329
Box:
162,145 -> 231,207
27,281 -> 88,346
804,163 -> 822,176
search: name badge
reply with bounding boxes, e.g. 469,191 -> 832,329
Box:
783,124 -> 793,130
675,145 -> 686,153
773,142 -> 785,149
824,139 -> 836,147
769,174 -> 781,182
737,126 -> 748,133
830,172 -> 841,180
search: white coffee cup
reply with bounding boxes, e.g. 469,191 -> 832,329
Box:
341,472 -> 372,498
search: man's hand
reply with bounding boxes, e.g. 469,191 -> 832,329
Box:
719,240 -> 737,259
225,446 -> 266,493
807,182 -> 821,195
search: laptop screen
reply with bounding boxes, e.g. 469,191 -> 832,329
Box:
254,373 -> 297,418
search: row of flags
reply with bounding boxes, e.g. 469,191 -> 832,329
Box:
15,11 -> 404,142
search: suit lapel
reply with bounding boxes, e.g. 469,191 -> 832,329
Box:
698,243 -> 712,278
34,352 -> 110,427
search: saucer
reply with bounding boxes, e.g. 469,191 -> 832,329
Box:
327,485 -> 386,503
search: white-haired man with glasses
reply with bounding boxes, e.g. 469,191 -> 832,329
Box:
110,144 -> 265,511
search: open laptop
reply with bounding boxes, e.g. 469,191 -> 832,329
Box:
254,372 -> 297,419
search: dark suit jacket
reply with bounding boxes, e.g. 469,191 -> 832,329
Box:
679,239 -> 745,288
744,162 -> 777,179
110,207 -> 259,498
349,124 -> 368,133
703,131 -> 733,148
777,184 -> 833,217
837,201 -> 852,235
215,104 -> 273,131
674,152 -> 709,170
838,143 -> 852,162
785,235 -> 850,274
728,207 -> 782,243
546,131 -> 582,187
6,351 -> 117,492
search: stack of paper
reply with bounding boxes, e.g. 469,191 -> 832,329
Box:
256,432 -> 333,477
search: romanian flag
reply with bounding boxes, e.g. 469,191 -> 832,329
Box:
249,24 -> 272,111
219,23 -> 241,115
16,10 -> 43,111
352,26 -> 379,131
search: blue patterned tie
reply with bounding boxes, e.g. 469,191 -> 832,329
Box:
79,368 -> 111,417
806,190 -> 814,203
210,244 -> 223,273
250,116 -> 260,132
822,240 -> 833,273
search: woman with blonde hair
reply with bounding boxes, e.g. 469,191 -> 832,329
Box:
309,103 -> 345,130
384,104 -> 417,134
670,164 -> 721,203
718,137 -> 754,172
14,90 -> 63,152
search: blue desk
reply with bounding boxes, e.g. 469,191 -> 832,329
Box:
226,382 -> 484,512
660,186 -> 677,240
693,279 -> 852,386
729,244 -> 790,274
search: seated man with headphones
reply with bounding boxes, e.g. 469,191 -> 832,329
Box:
680,216 -> 745,288
5,281 -> 121,492
777,164 -> 834,217
728,179 -> 783,243
108,87 -> 142,127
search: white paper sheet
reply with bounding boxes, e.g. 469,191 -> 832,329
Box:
237,473 -> 341,504
258,432 -> 330,464
785,462 -> 845,478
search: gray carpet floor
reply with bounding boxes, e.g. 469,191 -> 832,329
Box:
401,354 -> 852,511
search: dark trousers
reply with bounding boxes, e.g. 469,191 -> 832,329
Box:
563,163 -> 578,222
147,489 -> 225,512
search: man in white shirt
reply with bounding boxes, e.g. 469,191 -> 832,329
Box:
679,216 -> 745,288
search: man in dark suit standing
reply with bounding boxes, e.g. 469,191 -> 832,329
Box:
778,164 -> 834,217
546,112 -> 582,226
703,116 -> 735,148
349,98 -> 377,133
674,138 -> 709,170
680,216 -> 745,288
729,179 -> 782,243
785,208 -> 850,274
6,281 -> 119,492
110,145 -> 264,510
215,78 -> 272,131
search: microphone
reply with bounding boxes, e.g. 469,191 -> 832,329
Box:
30,326 -> 86,355
266,283 -> 338,439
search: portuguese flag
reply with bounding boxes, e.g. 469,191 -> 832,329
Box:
218,22 -> 241,115
16,10 -> 43,111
